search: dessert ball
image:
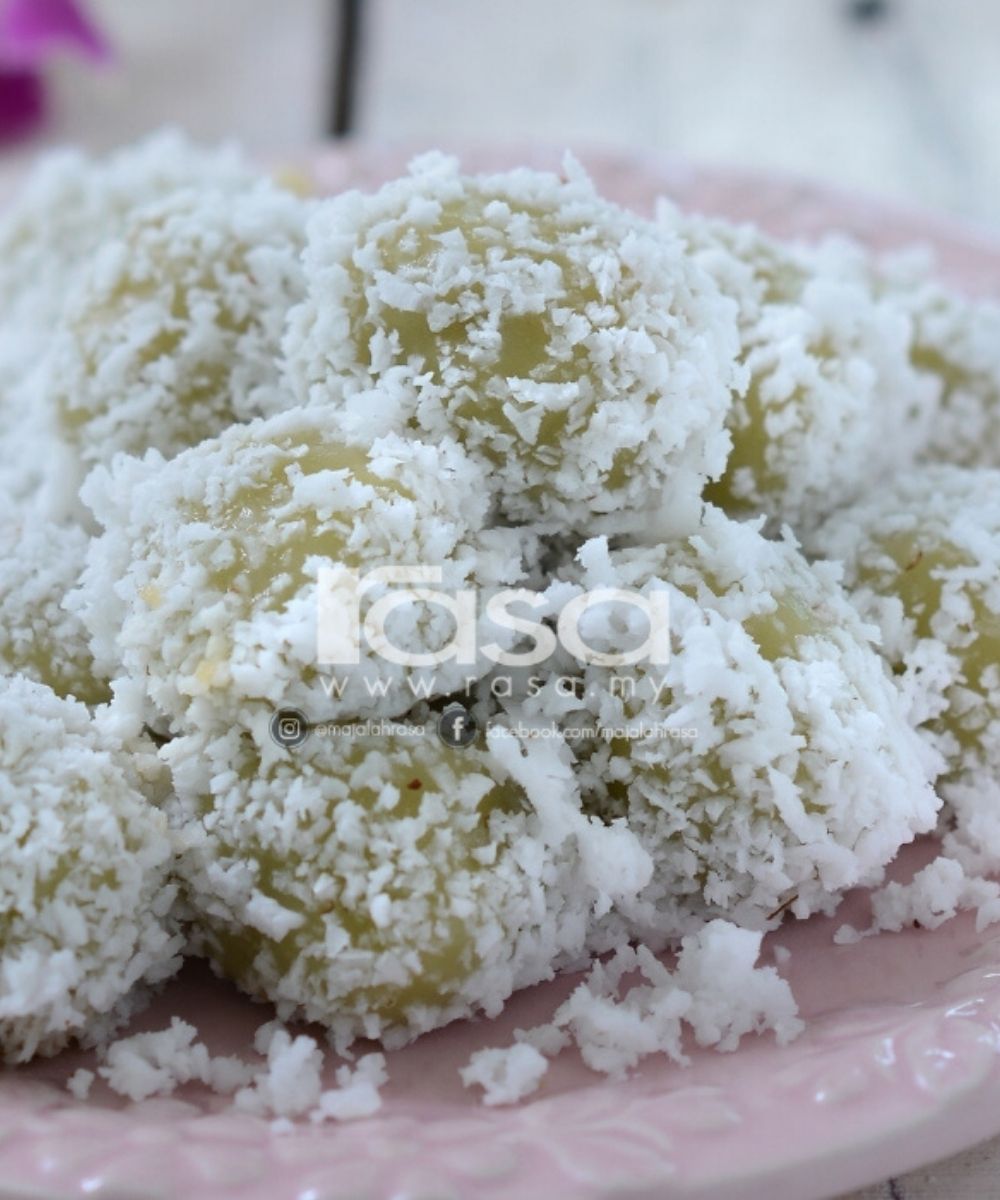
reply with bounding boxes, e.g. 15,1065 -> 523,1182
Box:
73,405 -> 535,737
531,508 -> 940,943
285,153 -> 741,536
166,728 -> 593,1047
681,215 -> 936,532
51,181 -> 307,472
0,519 -> 109,705
0,130 -> 258,391
0,677 -> 180,1063
809,465 -> 1000,856
0,131 -> 270,513
877,253 -> 1000,468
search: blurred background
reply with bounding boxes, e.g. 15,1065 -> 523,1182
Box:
2,0 -> 999,221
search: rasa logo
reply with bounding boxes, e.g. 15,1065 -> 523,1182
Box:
316,565 -> 671,670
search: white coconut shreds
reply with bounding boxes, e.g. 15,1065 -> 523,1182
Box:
0,388 -> 56,516
0,131 -> 262,513
97,1017 -> 255,1102
283,151 -> 741,539
459,1042 -> 550,1107
875,248 -> 1000,468
70,404 -> 537,738
88,1016 -> 388,1122
0,517 -> 108,705
835,856 -> 1000,944
0,130 -> 258,388
516,507 -> 941,948
669,208 -> 938,534
484,722 -> 653,918
0,677 -> 182,1064
233,1024 -> 388,1122
462,921 -> 803,1104
3,129 -> 997,1103
808,465 -> 1000,884
66,1068 -> 95,1100
162,724 -> 640,1050
48,179 -> 308,479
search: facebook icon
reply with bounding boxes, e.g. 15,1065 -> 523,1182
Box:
437,704 -> 479,749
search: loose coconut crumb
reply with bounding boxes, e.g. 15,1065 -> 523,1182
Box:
460,1043 -> 551,1107
309,1054 -> 388,1123
67,1068 -> 95,1101
233,1027 -> 324,1117
836,856 -> 1000,943
89,1017 -> 388,1123
462,921 -> 802,1104
98,1018 -> 255,1102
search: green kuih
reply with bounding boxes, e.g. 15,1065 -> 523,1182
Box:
528,506 -> 939,945
678,214 -> 937,533
166,729 -> 593,1049
51,181 -> 307,476
0,132 -> 264,510
71,404 -> 534,738
285,153 -> 741,537
877,252 -> 1000,468
0,677 -> 180,1063
810,465 -> 1000,863
0,519 -> 109,705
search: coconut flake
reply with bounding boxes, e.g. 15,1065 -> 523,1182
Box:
462,921 -> 802,1103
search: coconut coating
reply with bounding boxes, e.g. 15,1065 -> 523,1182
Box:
682,215 -> 936,532
809,466 -> 1000,855
50,181 -> 307,471
72,405 -> 534,738
285,153 -> 740,536
0,519 -> 109,705
0,393 -> 55,514
530,509 -> 940,943
165,728 -> 593,1047
0,130 -> 258,379
876,254 -> 1000,468
0,677 -> 181,1063
0,131 -> 263,511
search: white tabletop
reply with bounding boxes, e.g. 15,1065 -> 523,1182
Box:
26,0 -> 1000,230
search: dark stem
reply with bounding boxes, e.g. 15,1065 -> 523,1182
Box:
330,0 -> 364,137
848,0 -> 890,22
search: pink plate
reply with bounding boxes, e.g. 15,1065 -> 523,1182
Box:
4,146 -> 1000,1200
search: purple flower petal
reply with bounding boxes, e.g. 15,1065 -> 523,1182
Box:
0,0 -> 110,68
0,65 -> 44,141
